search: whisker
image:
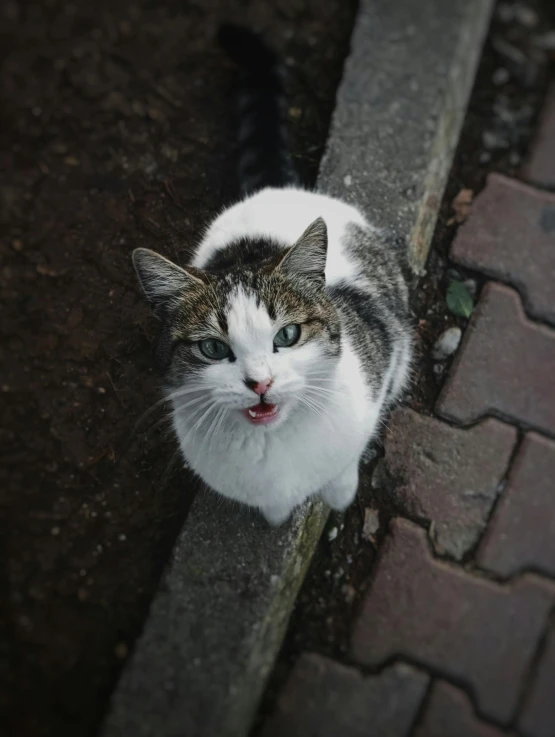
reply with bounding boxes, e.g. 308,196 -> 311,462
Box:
133,384 -> 207,430
298,395 -> 333,428
203,406 -> 227,458
304,384 -> 341,397
210,408 -> 227,454
305,388 -> 342,408
139,395 -> 213,438
185,402 -> 220,446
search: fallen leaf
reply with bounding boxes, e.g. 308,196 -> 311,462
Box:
446,280 -> 474,318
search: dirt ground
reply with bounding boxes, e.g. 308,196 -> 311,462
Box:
0,1 -> 357,735
254,0 -> 555,732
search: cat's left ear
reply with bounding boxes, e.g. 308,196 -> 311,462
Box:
277,217 -> 328,283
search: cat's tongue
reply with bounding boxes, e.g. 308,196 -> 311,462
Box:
242,401 -> 279,425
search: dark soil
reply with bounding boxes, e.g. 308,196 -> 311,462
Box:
254,0 -> 555,732
0,1 -> 358,736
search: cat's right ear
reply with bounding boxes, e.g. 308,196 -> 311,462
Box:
132,248 -> 206,315
277,217 -> 328,284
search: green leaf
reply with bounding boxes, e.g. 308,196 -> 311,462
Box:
446,280 -> 474,318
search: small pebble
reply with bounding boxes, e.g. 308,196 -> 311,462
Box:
361,444 -> 378,463
514,4 -> 538,27
343,174 -> 353,187
327,526 -> 338,542
463,279 -> 477,298
432,327 -> 462,361
534,31 -> 555,51
342,584 -> 356,604
433,363 -> 445,376
118,533 -> 127,542
492,68 -> 510,85
482,130 -> 509,150
362,508 -> 380,542
51,526 -> 60,536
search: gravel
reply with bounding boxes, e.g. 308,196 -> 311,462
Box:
432,327 -> 463,360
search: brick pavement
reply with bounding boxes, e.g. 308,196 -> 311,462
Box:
449,174 -> 555,325
351,519 -> 553,725
383,408 -> 517,559
262,654 -> 428,737
414,682 -> 516,737
262,90 -> 555,736
478,434 -> 555,579
436,282 -> 555,435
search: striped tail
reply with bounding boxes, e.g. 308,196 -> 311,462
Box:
218,24 -> 299,195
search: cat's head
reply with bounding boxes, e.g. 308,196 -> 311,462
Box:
133,218 -> 341,429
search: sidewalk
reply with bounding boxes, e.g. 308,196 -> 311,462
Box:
261,84 -> 555,737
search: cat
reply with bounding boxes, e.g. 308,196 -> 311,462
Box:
132,25 -> 412,526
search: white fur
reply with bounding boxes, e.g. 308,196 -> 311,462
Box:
172,187 -> 410,525
193,187 -> 370,285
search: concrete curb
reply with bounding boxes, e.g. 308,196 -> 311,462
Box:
319,0 -> 494,272
102,492 -> 327,737
101,1 -> 494,735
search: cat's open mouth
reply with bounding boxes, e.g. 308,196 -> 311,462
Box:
242,401 -> 279,425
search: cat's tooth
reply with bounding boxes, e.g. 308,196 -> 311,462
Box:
248,409 -> 257,418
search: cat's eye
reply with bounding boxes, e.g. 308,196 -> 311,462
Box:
274,324 -> 301,348
199,339 -> 231,360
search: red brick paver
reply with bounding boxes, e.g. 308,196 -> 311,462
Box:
450,173 -> 555,324
522,82 -> 555,189
414,681 -> 513,737
384,408 -> 517,559
351,519 -> 554,725
262,654 -> 428,737
519,623 -> 555,737
437,283 -> 555,435
478,433 -> 555,578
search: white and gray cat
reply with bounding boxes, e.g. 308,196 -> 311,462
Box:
133,26 -> 412,525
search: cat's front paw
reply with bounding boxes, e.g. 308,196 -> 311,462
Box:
320,464 -> 359,512
260,503 -> 292,527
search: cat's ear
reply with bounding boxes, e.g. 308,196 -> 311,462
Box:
132,248 -> 205,314
277,217 -> 328,283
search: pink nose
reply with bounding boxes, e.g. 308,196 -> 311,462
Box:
245,378 -> 273,396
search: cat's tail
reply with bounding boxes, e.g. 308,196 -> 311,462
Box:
218,24 -> 299,195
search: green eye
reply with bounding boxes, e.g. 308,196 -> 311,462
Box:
274,324 -> 301,348
199,339 -> 231,360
